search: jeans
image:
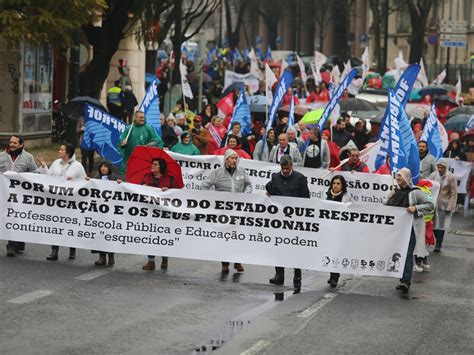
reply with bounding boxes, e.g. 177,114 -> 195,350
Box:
401,229 -> 416,285
434,229 -> 445,249
415,256 -> 428,265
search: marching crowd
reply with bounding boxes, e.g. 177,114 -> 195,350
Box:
1,97 -> 470,294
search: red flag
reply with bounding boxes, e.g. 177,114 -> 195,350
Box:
217,92 -> 234,117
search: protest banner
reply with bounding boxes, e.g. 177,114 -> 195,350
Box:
0,172 -> 413,277
167,152 -> 439,204
445,158 -> 471,194
223,70 -> 260,95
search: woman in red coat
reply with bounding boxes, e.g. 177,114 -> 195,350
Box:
322,130 -> 340,168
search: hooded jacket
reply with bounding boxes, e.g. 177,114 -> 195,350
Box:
429,158 -> 458,212
201,149 -> 252,193
171,132 -> 201,156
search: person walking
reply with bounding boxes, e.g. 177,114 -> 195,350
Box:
253,128 -> 277,161
191,115 -> 210,155
171,131 -> 201,156
122,85 -> 138,124
429,159 -> 458,252
268,133 -> 303,166
107,80 -> 124,119
0,135 -> 39,257
118,111 -> 163,176
201,149 -> 252,273
37,143 -> 87,261
385,168 -> 434,294
86,160 -> 121,266
418,140 -> 437,178
265,155 -> 310,294
335,147 -> 369,173
325,175 -> 351,287
301,128 -> 330,169
141,158 -> 181,270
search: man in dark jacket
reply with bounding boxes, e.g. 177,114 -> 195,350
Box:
332,119 -> 352,148
265,155 -> 310,294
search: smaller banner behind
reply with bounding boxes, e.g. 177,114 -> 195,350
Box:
0,173 -> 413,277
445,158 -> 471,194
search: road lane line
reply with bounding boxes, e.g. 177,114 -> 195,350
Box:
7,290 -> 53,304
74,269 -> 113,281
240,340 -> 270,355
297,292 -> 337,318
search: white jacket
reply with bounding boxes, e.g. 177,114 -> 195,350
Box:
39,154 -> 86,179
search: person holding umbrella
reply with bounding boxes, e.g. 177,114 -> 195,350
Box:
141,158 -> 181,270
201,149 -> 252,273
118,111 -> 163,176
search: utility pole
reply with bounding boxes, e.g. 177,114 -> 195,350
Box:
382,0 -> 389,73
68,30 -> 80,99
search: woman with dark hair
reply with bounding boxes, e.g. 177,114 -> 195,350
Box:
86,160 -> 121,266
199,104 -> 215,127
325,175 -> 351,287
37,143 -> 86,261
253,128 -> 277,161
444,139 -> 467,161
141,158 -> 181,270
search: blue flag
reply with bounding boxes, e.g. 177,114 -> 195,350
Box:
266,45 -> 272,60
385,90 -> 420,183
376,64 -> 420,169
387,90 -> 407,174
230,88 -> 251,135
317,68 -> 357,131
256,47 -> 264,60
233,48 -> 242,63
420,104 -> 443,159
82,104 -> 127,166
266,70 -> 293,131
139,76 -> 161,136
242,48 -> 249,61
288,94 -> 295,127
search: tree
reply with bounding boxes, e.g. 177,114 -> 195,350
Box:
224,0 -> 249,49
253,0 -> 286,49
0,0 -> 106,47
406,0 -> 433,64
313,0 -> 332,53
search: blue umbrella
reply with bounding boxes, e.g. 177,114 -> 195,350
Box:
444,114 -> 472,132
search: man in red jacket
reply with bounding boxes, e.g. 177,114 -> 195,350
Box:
336,148 -> 369,173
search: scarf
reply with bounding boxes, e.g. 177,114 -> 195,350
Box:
8,147 -> 23,161
386,186 -> 413,207
326,189 -> 344,202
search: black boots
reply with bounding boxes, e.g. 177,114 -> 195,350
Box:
95,253 -> 107,266
68,248 -> 76,260
293,277 -> 302,294
46,249 -> 58,261
108,253 -> 115,266
328,272 -> 340,288
434,229 -> 444,252
269,274 -> 285,285
6,245 -> 15,257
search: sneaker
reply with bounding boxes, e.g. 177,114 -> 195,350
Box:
395,282 -> 409,294
142,262 -> 156,271
413,264 -> 424,273
422,263 -> 430,271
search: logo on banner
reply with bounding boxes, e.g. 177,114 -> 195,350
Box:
387,253 -> 401,272
360,259 -> 367,270
322,256 -> 330,266
351,259 -> 359,269
377,260 -> 386,271
332,257 -> 340,267
369,260 -> 375,270
342,258 -> 350,268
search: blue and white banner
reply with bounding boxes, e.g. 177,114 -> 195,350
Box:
288,94 -> 295,128
317,68 -> 358,131
387,91 -> 407,174
139,76 -> 161,136
266,70 -> 293,132
230,88 -> 251,135
376,64 -> 420,169
420,105 -> 443,159
82,104 -> 127,166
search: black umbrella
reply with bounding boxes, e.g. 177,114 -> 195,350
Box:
418,85 -> 448,97
444,114 -> 472,132
62,96 -> 108,145
222,82 -> 244,96
446,106 -> 474,119
433,95 -> 458,106
339,98 -> 378,112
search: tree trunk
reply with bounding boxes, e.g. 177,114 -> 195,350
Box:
408,16 -> 428,64
369,0 -> 383,73
79,0 -> 133,99
172,0 -> 183,85
224,0 -> 234,48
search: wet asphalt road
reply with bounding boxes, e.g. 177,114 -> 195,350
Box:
0,212 -> 473,354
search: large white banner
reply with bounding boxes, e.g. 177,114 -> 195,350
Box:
223,70 -> 260,95
169,152 -> 440,205
0,173 -> 414,277
446,158 -> 472,194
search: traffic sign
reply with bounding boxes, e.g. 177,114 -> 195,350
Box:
440,20 -> 467,33
440,40 -> 466,48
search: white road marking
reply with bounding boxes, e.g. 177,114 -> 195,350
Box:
240,340 -> 270,355
74,269 -> 113,281
297,292 -> 337,318
7,290 -> 53,304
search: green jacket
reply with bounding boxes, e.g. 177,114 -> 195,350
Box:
171,141 -> 200,156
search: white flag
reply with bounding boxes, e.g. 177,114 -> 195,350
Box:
179,60 -> 193,99
361,46 -> 370,80
455,72 -> 462,103
265,63 -> 277,105
314,51 -> 327,68
433,69 -> 446,85
280,59 -> 288,78
311,62 -> 322,84
331,64 -> 341,86
248,48 -> 263,80
296,54 -> 308,84
341,59 -> 352,81
418,57 -> 428,87
394,50 -> 408,70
